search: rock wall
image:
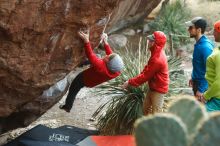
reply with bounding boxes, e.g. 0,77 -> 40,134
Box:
108,0 -> 161,33
0,0 -> 161,133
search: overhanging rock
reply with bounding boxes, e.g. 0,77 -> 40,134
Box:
0,0 -> 161,133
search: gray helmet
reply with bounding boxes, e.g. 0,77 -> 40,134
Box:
107,53 -> 124,72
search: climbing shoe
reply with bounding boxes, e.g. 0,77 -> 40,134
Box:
59,104 -> 71,113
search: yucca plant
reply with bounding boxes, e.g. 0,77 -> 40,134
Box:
166,57 -> 187,97
92,38 -> 186,135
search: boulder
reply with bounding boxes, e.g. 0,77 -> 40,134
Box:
109,34 -> 127,49
0,0 -> 162,133
122,29 -> 136,36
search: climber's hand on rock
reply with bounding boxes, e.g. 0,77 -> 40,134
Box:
101,33 -> 108,44
78,29 -> 90,43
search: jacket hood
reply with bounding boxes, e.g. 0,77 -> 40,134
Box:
149,31 -> 167,56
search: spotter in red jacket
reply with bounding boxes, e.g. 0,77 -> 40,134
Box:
128,31 -> 169,93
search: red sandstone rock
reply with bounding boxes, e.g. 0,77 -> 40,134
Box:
0,0 -> 161,133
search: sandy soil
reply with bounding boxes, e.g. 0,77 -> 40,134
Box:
38,87 -> 106,130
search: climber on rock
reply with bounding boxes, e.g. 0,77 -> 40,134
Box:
59,29 -> 124,112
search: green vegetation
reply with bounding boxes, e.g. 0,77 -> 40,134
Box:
167,57 -> 187,96
168,97 -> 208,137
135,113 -> 188,146
134,97 -> 220,146
149,0 -> 191,49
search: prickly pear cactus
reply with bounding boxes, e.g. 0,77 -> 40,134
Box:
168,97 -> 208,136
134,113 -> 188,146
190,112 -> 220,146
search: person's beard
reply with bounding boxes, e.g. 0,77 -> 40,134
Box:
190,34 -> 196,38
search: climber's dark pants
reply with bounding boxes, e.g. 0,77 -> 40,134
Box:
65,72 -> 85,110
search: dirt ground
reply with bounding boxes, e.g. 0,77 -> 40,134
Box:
38,87 -> 107,129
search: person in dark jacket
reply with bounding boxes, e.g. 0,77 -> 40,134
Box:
60,30 -> 124,112
185,17 -> 214,100
122,31 -> 169,115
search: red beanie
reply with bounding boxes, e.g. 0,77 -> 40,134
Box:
214,20 -> 220,33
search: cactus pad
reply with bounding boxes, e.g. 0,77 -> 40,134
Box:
134,113 -> 188,146
191,112 -> 220,146
168,97 -> 208,136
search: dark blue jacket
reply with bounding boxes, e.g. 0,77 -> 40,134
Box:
192,35 -> 214,93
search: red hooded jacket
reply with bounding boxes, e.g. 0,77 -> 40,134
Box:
128,31 -> 169,93
82,42 -> 120,87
